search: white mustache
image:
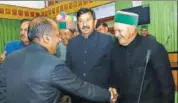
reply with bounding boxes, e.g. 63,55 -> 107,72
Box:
116,35 -> 125,39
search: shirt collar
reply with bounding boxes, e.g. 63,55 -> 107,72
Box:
80,30 -> 97,40
20,41 -> 29,47
26,42 -> 49,53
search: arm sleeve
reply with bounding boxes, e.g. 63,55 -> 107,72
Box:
151,43 -> 175,103
51,63 -> 111,102
65,40 -> 73,69
0,64 -> 6,103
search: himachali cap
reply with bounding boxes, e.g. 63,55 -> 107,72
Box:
56,11 -> 74,29
58,22 -> 67,29
114,11 -> 139,26
141,25 -> 148,30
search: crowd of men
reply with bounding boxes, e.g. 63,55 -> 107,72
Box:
0,8 -> 175,103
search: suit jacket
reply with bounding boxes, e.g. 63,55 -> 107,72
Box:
110,35 -> 175,103
146,34 -> 156,41
0,43 -> 110,103
66,30 -> 114,103
66,30 -> 114,88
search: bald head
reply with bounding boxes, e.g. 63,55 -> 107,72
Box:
28,16 -> 60,54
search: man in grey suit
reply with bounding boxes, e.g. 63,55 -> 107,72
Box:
0,17 -> 118,103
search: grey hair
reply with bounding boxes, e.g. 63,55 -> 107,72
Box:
28,16 -> 55,41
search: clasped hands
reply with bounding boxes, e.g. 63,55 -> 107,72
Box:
109,87 -> 118,103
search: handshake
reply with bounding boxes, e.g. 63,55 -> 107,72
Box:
109,87 -> 118,103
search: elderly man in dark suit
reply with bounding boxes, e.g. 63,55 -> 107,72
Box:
110,11 -> 174,103
0,17 -> 118,103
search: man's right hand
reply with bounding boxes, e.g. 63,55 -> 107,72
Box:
109,87 -> 118,103
0,51 -> 6,63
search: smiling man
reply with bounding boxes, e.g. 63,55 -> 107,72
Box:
5,19 -> 30,55
0,19 -> 30,63
109,10 -> 175,103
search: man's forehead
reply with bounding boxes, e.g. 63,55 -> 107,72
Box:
98,25 -> 105,28
59,29 -> 66,33
141,28 -> 148,31
60,29 -> 70,33
22,21 -> 30,25
114,23 -> 133,29
21,21 -> 30,27
114,23 -> 124,29
79,12 -> 92,19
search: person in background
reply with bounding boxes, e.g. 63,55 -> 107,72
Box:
110,10 -> 175,103
72,29 -> 80,37
5,19 -> 31,55
56,29 -> 74,61
55,13 -> 76,61
96,22 -> 109,34
0,19 -> 30,63
0,16 -> 118,103
66,8 -> 114,103
140,25 -> 156,40
61,29 -> 74,46
96,22 -> 117,43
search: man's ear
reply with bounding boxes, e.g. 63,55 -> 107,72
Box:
42,34 -> 51,44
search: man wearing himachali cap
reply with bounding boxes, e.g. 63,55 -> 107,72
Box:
55,12 -> 75,61
109,11 -> 175,103
140,24 -> 156,40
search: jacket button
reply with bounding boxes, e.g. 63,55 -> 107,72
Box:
84,50 -> 87,53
